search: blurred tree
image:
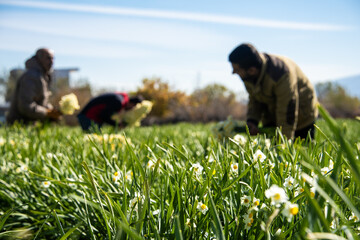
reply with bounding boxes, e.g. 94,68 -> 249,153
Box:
135,77 -> 187,117
316,82 -> 360,118
190,83 -> 243,121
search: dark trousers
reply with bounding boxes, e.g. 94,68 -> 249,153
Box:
77,114 -> 101,132
295,122 -> 315,139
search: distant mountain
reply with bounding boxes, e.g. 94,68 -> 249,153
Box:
333,74 -> 360,98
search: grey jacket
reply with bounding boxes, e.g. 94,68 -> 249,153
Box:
6,56 -> 53,124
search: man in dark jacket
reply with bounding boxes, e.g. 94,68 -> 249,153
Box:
77,92 -> 143,131
228,43 -> 318,139
6,48 -> 61,124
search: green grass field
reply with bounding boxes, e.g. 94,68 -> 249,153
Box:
1,107 -> 359,239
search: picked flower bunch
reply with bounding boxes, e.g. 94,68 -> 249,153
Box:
212,116 -> 237,140
112,100 -> 153,127
59,93 -> 80,115
212,116 -> 275,140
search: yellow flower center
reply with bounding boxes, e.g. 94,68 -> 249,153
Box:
310,192 -> 315,198
247,222 -> 252,227
212,169 -> 216,175
244,199 -> 249,203
290,206 -> 299,215
274,193 -> 281,200
254,201 -> 259,206
194,167 -> 198,171
233,165 -> 238,170
250,218 -> 254,223
114,172 -> 119,176
300,188 -> 304,192
249,213 -> 253,218
201,204 -> 207,210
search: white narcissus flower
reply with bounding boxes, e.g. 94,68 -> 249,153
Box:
147,159 -> 156,169
310,186 -> 316,198
321,167 -> 330,175
59,93 -> 80,115
113,171 -> 121,182
252,197 -> 260,207
253,149 -> 266,163
282,201 -> 299,222
16,164 -> 28,173
129,192 -> 144,210
190,163 -> 203,176
349,212 -> 358,222
0,137 -> 5,146
197,202 -> 208,214
284,176 -> 296,190
207,155 -> 216,163
230,163 -> 239,174
125,171 -> 133,182
233,134 -> 246,145
265,139 -> 271,148
185,218 -> 196,228
120,100 -> 153,127
152,209 -> 160,215
243,214 -> 254,231
42,181 -> 51,188
241,195 -> 252,207
242,211 -> 255,222
265,185 -> 288,207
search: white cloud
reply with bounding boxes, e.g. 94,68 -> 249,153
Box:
0,12 -> 232,55
0,0 -> 351,31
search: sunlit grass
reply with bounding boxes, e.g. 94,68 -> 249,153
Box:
0,112 -> 359,239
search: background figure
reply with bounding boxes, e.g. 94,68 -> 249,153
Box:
77,92 -> 143,131
228,43 -> 318,139
6,48 -> 61,125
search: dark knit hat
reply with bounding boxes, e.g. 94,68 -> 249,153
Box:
228,43 -> 262,69
129,95 -> 144,104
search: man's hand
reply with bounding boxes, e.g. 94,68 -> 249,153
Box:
247,122 -> 259,135
47,109 -> 62,120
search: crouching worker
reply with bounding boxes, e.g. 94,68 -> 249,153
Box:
228,43 -> 318,139
77,92 -> 143,131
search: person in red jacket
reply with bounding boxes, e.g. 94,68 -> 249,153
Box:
77,92 -> 143,131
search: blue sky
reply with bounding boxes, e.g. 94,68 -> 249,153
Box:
0,0 -> 359,95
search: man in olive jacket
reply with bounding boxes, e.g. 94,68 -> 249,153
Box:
228,43 -> 318,139
6,48 -> 61,124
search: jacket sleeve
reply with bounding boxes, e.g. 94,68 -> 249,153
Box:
274,74 -> 299,138
17,75 -> 49,120
101,100 -> 123,126
247,95 -> 264,126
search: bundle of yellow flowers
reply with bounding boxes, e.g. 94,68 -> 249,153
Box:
85,133 -> 129,145
120,100 -> 153,127
211,116 -> 237,140
59,93 -> 80,115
